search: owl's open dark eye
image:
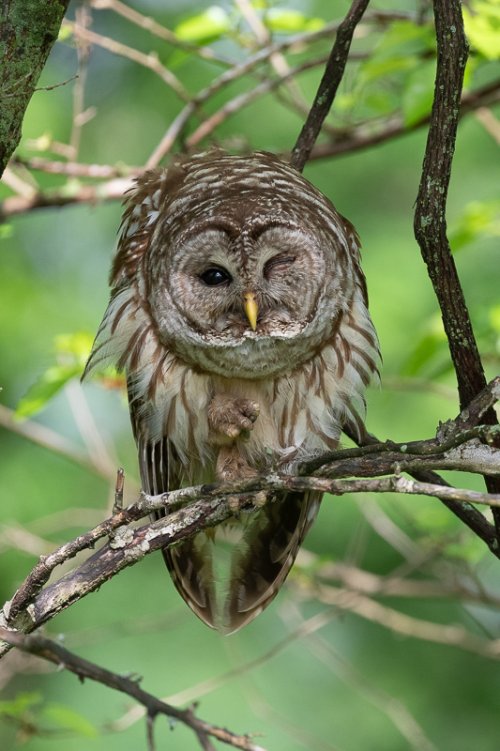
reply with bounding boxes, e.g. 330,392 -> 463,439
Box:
199,267 -> 232,286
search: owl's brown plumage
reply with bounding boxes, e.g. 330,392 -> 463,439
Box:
85,151 -> 379,633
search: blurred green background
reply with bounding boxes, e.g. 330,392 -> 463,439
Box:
1,1 -> 500,749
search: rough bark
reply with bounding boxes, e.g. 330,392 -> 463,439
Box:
0,0 -> 70,177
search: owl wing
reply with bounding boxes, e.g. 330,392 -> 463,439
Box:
127,380 -> 217,629
225,489 -> 321,634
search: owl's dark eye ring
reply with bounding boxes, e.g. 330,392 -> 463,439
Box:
199,267 -> 232,286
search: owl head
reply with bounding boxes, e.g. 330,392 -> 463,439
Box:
88,151 -> 367,379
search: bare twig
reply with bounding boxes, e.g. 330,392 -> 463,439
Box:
0,403 -> 112,480
0,176 -> 134,218
0,627 -> 265,751
70,5 -> 93,160
185,55 -> 332,150
305,78 -> 500,161
63,19 -> 190,102
90,0 -> 235,66
145,16 -> 366,167
311,585 -> 500,659
2,80 -> 498,219
2,378 -> 499,634
10,155 -> 138,179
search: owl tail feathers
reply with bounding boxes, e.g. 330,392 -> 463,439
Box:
223,490 -> 321,634
162,539 -> 218,630
162,491 -> 320,634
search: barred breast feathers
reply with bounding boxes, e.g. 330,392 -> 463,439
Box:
84,275 -> 379,478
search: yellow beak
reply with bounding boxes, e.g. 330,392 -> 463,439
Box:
243,292 -> 258,331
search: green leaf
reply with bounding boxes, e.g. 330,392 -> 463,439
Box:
401,60 -> 435,126
0,692 -> 42,718
360,20 -> 434,85
15,332 -> 94,419
174,6 -> 231,44
375,19 -> 435,58
58,24 -> 73,42
15,363 -> 83,419
0,223 -> 13,240
264,9 -> 324,33
41,703 -> 98,738
489,304 -> 500,334
449,200 -> 500,251
464,0 -> 500,60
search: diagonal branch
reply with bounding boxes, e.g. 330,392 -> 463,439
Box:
290,0 -> 371,171
2,381 -> 499,654
0,627 -> 266,751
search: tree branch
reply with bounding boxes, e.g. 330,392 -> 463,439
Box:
290,0 -> 371,171
0,627 -> 265,751
413,0 -> 500,534
2,379 -> 499,654
0,0 -> 70,177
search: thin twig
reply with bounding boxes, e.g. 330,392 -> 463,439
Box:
0,628 -> 265,751
290,0 -> 371,171
90,0 -> 235,66
63,19 -> 190,102
145,15 -> 370,166
0,403 -> 113,480
304,78 -> 500,161
3,80 -> 497,219
312,585 -> 500,659
3,465 -> 500,641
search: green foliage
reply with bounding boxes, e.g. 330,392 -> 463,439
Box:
174,6 -> 232,44
450,199 -> 500,251
463,0 -> 500,59
174,4 -> 324,46
0,692 -> 41,719
401,60 -> 436,126
400,314 -> 450,378
339,20 -> 436,122
263,8 -> 324,33
40,704 -> 98,738
0,223 -> 13,239
15,332 -> 92,419
0,692 -> 97,739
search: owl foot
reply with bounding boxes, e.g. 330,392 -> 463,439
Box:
216,444 -> 258,484
208,394 -> 260,443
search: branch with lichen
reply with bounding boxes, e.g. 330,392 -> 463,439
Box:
2,377 -> 499,654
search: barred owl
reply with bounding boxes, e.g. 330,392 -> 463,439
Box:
85,151 -> 379,633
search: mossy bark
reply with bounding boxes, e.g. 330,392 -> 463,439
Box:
0,0 -> 69,177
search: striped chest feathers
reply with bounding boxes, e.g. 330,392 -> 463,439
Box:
135,332 -> 372,482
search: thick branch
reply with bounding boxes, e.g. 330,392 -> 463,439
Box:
0,0 -> 70,177
413,0 -> 500,530
1,425 -> 499,649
